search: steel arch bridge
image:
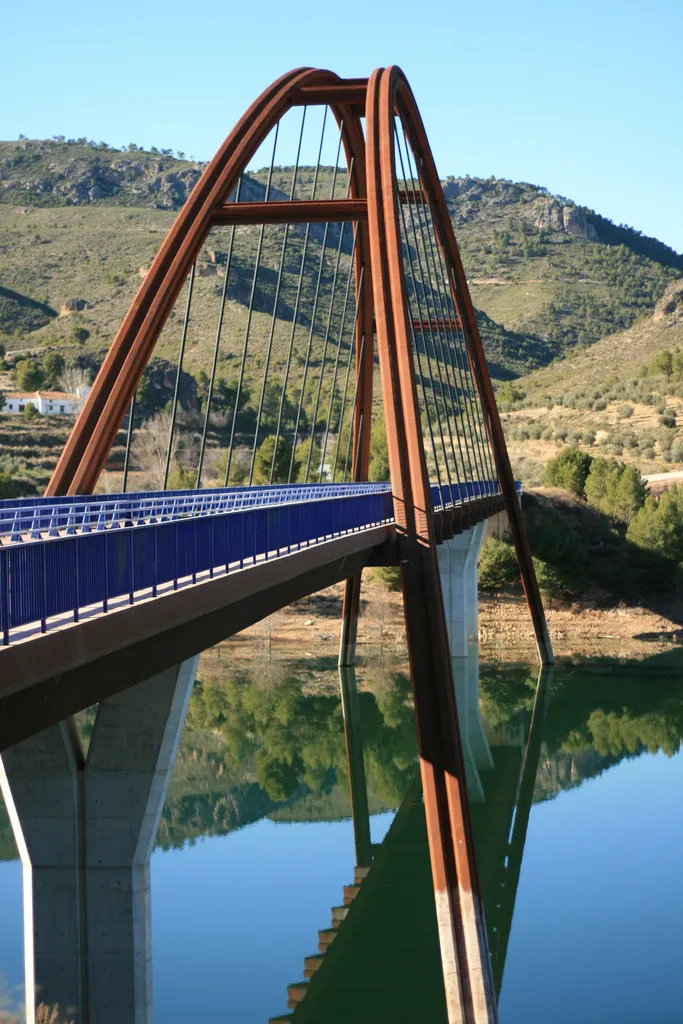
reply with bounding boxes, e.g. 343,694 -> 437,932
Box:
1,67 -> 552,1024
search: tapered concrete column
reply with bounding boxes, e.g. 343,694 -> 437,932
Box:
437,523 -> 486,658
84,655 -> 199,1024
437,525 -> 493,801
0,656 -> 198,1024
0,721 -> 83,1023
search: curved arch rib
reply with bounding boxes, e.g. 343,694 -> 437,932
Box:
47,67 -> 368,496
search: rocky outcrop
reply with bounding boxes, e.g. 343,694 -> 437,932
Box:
533,198 -> 598,240
60,297 -> 88,315
653,278 -> 683,322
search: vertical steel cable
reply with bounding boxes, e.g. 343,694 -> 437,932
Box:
303,149 -> 353,481
401,124 -> 491,490
441,251 -> 497,489
397,125 -> 470,495
247,109 -> 307,485
392,134 -> 445,490
397,128 -> 474,496
395,127 -> 461,495
319,225 -> 358,482
288,112 -> 341,482
270,107 -> 328,484
414,150 -> 497,489
163,263 -> 196,490
224,124 -> 280,486
196,176 -> 243,488
122,393 -> 135,493
401,122 -> 496,488
342,332 -> 366,482
331,268 -> 364,482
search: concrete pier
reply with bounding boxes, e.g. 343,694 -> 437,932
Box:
0,656 -> 198,1024
437,525 -> 494,801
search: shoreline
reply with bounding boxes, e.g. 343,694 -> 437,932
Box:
222,578 -> 682,664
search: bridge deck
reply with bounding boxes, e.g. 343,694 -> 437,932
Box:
0,480 -> 505,751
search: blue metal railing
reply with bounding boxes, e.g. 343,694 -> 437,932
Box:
0,482 -> 391,541
0,479 -> 506,645
0,485 -> 394,645
0,479 -> 501,542
430,479 -> 501,512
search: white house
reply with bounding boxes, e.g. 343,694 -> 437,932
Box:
2,385 -> 90,416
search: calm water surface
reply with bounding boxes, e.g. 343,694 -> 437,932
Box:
1,644 -> 682,1022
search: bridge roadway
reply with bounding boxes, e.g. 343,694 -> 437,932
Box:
0,480 -> 504,752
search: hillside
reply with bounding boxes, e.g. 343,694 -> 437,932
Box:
500,284 -> 683,483
1,138 -> 683,490
3,139 -> 680,377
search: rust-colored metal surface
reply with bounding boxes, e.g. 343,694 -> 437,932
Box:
335,99 -> 376,667
48,66 -> 353,496
43,64 -> 553,1020
367,66 -> 498,1023
394,82 -> 553,667
210,198 -> 368,225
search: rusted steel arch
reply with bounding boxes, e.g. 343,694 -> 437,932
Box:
366,66 -> 498,1024
390,72 -> 553,667
47,68 -> 372,496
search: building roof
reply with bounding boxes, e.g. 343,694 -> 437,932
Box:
4,390 -> 80,401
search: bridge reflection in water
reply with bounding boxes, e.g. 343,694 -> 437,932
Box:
0,636 -> 555,1024
2,639 -> 683,1020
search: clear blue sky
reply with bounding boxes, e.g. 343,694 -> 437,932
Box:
3,0 -> 682,253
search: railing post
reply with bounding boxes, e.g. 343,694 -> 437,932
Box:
1,547 -> 9,645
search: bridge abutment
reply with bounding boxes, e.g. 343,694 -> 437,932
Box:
0,656 -> 198,1024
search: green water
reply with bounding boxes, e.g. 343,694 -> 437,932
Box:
1,646 -> 682,1022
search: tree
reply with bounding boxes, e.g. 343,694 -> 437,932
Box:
293,437 -> 319,482
369,419 -> 390,481
478,537 -> 519,589
626,488 -> 683,563
42,351 -> 65,386
543,447 -> 593,496
23,402 -> 39,421
57,366 -> 90,398
134,411 -> 178,489
0,472 -> 22,498
253,435 -> 295,484
15,359 -> 44,391
584,457 -> 646,524
71,327 -> 90,345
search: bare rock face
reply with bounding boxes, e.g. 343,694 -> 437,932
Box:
533,198 -> 598,240
562,205 -> 598,239
653,279 -> 683,321
534,198 -> 565,232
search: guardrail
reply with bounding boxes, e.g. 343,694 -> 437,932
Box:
0,482 -> 392,541
430,480 -> 501,512
0,486 -> 395,645
0,479 -> 508,645
0,480 -> 504,542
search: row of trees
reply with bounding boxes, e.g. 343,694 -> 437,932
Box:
544,448 -> 646,524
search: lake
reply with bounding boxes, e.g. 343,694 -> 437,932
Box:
1,643 -> 682,1022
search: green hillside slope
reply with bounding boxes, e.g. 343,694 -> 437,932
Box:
499,285 -> 683,482
2,138 -> 682,490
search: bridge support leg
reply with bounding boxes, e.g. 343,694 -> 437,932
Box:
0,656 -> 198,1024
339,666 -> 372,867
437,526 -> 494,803
83,656 -> 198,1023
339,574 -> 362,667
0,721 -> 84,1024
